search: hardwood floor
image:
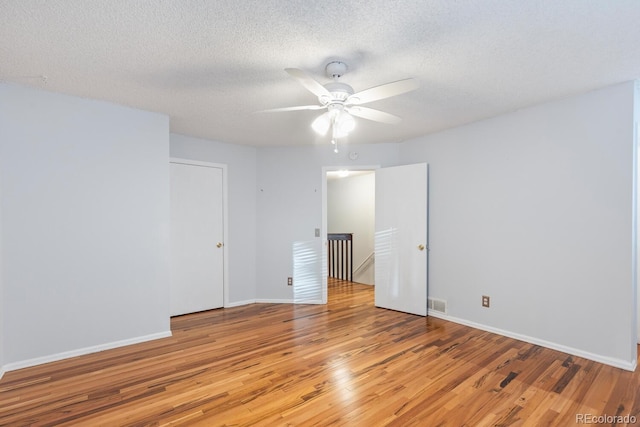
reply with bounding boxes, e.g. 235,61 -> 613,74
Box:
1,279 -> 639,426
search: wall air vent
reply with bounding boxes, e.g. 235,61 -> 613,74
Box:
428,297 -> 447,314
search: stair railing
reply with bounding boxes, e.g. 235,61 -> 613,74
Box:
327,233 -> 353,281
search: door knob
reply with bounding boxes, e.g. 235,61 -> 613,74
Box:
418,244 -> 425,251
216,242 -> 223,248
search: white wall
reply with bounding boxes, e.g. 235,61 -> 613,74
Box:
0,83 -> 171,369
328,172 -> 375,284
399,81 -> 637,369
257,143 -> 399,301
170,133 -> 257,305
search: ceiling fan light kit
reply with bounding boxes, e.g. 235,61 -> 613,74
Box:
262,60 -> 418,152
312,106 -> 356,136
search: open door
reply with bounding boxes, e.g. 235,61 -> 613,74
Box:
375,163 -> 428,316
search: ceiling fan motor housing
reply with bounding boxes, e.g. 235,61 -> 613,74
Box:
321,81 -> 354,104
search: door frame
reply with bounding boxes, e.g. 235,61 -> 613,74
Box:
321,164 -> 380,303
170,157 -> 230,308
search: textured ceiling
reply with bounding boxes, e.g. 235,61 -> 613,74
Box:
1,0 -> 640,147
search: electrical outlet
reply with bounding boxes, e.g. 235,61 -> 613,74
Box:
287,277 -> 293,286
482,295 -> 490,308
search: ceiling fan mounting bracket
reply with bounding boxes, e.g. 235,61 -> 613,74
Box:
325,61 -> 348,79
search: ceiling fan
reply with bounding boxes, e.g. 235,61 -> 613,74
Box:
260,61 -> 418,152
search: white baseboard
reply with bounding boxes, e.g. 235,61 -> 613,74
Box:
2,330 -> 173,373
0,367 -> 4,381
428,310 -> 637,372
225,299 -> 256,308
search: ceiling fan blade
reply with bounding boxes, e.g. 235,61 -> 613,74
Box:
347,78 -> 418,105
346,106 -> 402,124
285,68 -> 332,99
256,105 -> 326,113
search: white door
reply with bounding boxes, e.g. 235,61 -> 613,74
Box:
375,163 -> 428,316
170,161 -> 224,316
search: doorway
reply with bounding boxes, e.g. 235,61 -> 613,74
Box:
320,165 -> 380,304
327,169 -> 376,285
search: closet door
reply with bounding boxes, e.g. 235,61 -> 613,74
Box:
375,163 -> 428,316
170,161 -> 224,316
